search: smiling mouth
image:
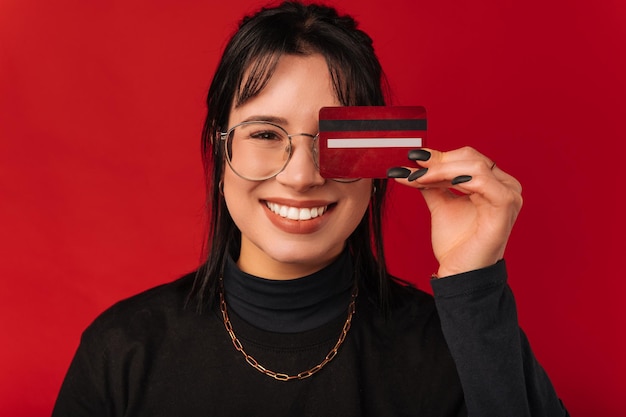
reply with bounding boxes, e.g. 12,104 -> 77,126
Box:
265,201 -> 329,220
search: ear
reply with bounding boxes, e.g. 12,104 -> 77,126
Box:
213,131 -> 223,155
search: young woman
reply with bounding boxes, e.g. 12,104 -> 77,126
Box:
53,2 -> 568,416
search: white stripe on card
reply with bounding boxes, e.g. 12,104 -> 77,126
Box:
326,138 -> 423,149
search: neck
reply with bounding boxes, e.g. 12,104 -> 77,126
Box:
223,249 -> 354,332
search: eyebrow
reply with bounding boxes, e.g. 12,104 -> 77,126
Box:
241,115 -> 289,125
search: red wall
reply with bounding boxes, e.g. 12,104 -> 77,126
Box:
1,0 -> 624,415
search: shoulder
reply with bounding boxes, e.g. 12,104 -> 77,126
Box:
358,277 -> 440,333
80,271 -> 202,349
388,277 -> 435,309
354,277 -> 461,390
389,279 -> 440,330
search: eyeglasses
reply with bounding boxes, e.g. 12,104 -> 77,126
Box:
220,121 -> 358,182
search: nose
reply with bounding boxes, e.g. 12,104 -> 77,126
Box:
275,134 -> 325,191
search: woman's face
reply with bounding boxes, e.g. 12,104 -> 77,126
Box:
223,53 -> 372,279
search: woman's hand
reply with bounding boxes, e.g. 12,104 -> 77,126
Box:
389,147 -> 523,278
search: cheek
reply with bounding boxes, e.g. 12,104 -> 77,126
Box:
222,170 -> 255,223
354,180 -> 373,205
342,180 -> 373,223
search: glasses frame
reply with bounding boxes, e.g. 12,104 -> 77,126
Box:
219,121 -> 359,182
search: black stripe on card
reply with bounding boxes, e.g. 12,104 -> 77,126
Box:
319,118 -> 427,132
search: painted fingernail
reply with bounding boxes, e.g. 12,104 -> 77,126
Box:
387,167 -> 411,178
451,175 -> 472,185
408,168 -> 428,182
408,149 -> 431,161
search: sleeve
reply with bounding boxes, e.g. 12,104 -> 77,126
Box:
52,330 -> 110,417
430,260 -> 569,417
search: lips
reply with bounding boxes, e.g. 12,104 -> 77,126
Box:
262,199 -> 334,235
265,201 -> 327,220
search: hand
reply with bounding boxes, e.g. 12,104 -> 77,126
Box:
388,147 -> 523,278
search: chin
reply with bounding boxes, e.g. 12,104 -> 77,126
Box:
249,239 -> 345,277
269,243 -> 343,266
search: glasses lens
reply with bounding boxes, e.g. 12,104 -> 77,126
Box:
225,122 -> 360,182
226,122 -> 290,180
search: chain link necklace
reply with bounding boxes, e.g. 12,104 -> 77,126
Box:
218,276 -> 358,381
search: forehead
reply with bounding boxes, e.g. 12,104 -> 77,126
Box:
235,53 -> 338,107
229,54 -> 340,127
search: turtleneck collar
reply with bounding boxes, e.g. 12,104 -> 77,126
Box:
222,249 -> 354,333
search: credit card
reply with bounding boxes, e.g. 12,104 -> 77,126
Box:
318,106 -> 427,179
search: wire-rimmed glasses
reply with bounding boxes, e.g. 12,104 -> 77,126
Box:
220,121 -> 359,182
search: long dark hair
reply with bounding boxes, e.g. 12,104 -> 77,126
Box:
190,1 -> 392,313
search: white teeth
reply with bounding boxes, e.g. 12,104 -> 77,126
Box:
287,207 -> 299,220
266,202 -> 328,221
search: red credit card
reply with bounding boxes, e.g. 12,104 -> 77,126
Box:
318,106 -> 427,179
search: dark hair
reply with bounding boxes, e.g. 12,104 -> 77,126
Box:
190,1 -> 392,313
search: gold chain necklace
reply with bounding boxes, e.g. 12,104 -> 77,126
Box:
218,277 -> 358,381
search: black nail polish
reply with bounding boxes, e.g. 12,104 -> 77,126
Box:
451,175 -> 472,185
408,149 -> 431,161
408,168 -> 428,182
387,167 -> 411,178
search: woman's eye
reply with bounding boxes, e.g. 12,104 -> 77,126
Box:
251,130 -> 281,140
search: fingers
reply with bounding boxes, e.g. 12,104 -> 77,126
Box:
387,146 -> 522,207
389,147 -> 520,188
386,167 -> 411,178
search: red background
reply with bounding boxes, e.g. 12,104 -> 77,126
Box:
1,0 -> 624,415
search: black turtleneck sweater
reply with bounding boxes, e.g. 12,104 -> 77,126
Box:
223,250 -> 353,333
52,255 -> 568,417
